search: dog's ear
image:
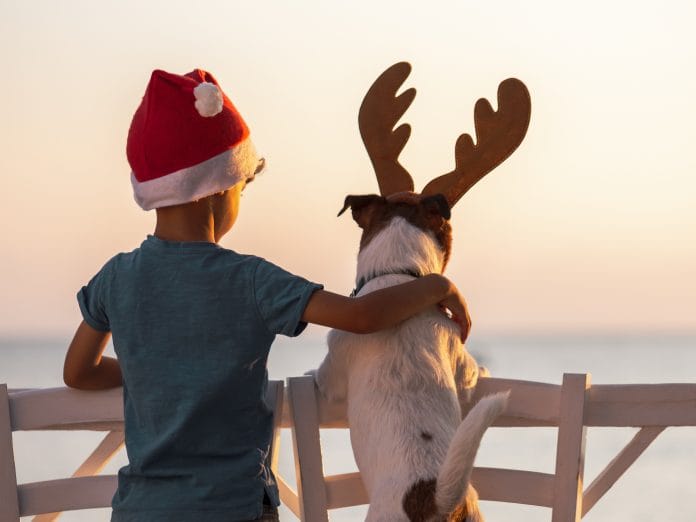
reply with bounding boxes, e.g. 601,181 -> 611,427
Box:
338,194 -> 386,229
421,193 -> 451,221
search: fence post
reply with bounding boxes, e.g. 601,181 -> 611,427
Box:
287,376 -> 329,522
552,373 -> 590,522
0,385 -> 20,522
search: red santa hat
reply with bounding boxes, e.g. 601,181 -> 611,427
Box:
127,68 -> 263,210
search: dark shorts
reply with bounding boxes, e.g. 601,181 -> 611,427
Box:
244,492 -> 279,522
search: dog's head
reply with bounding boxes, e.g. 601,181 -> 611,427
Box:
339,63 -> 530,281
339,192 -> 453,272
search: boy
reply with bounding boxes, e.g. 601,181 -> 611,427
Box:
63,69 -> 471,522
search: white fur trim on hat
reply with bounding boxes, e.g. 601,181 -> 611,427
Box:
193,82 -> 223,117
131,138 -> 259,210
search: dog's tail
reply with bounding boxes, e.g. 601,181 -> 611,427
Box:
434,392 -> 509,517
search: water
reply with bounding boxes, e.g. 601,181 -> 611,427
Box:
2,330 -> 695,521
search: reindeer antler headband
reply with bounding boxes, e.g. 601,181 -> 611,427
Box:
359,62 -> 532,207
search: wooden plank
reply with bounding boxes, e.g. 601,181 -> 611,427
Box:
582,426 -> 665,516
9,388 -> 123,431
19,421 -> 123,432
472,377 -> 562,426
326,467 -> 554,509
586,383 -> 696,426
277,476 -> 300,519
551,373 -> 590,522
585,399 -> 696,427
491,417 -> 557,428
307,466 -> 557,511
322,467 -> 556,510
473,467 -> 555,507
589,383 -> 696,403
0,384 -> 20,522
319,466 -> 556,511
325,472 -> 368,509
17,476 -> 117,517
287,376 -> 329,522
267,381 -> 283,473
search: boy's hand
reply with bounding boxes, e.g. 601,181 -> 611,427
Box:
437,280 -> 472,343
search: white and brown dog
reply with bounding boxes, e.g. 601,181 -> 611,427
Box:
313,63 -> 531,522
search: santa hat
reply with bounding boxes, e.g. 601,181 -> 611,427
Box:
127,68 -> 263,210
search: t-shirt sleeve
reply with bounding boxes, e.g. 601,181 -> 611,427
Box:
76,264 -> 111,332
253,259 -> 323,337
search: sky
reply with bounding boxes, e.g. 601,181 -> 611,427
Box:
0,0 -> 694,338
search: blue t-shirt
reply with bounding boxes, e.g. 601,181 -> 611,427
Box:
77,235 -> 322,521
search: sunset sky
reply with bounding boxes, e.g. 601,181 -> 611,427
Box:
1,0 -> 694,338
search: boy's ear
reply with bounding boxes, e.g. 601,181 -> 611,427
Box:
421,193 -> 451,221
338,194 -> 386,229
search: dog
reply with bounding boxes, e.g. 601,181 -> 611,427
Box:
312,63 -> 531,521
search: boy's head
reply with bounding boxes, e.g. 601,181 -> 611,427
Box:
126,68 -> 264,211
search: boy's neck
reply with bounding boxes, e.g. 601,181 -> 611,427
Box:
154,200 -> 217,243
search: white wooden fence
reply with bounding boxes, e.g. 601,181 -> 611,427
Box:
2,374 -> 695,521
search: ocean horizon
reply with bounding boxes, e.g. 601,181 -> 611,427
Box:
2,330 -> 695,521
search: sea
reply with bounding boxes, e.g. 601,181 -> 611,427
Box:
2,331 -> 695,521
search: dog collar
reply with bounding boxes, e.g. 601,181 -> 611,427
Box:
350,269 -> 422,297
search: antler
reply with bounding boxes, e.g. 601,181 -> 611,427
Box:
421,78 -> 531,207
359,62 -> 416,195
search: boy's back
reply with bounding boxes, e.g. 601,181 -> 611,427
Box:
80,235 -> 320,520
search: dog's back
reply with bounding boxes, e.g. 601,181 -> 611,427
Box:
329,288 -> 464,488
328,272 -> 506,521
322,217 -> 505,521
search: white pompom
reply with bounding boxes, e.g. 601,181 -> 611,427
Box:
193,82 -> 223,117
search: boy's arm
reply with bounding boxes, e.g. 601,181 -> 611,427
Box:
301,273 -> 471,341
63,321 -> 122,390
